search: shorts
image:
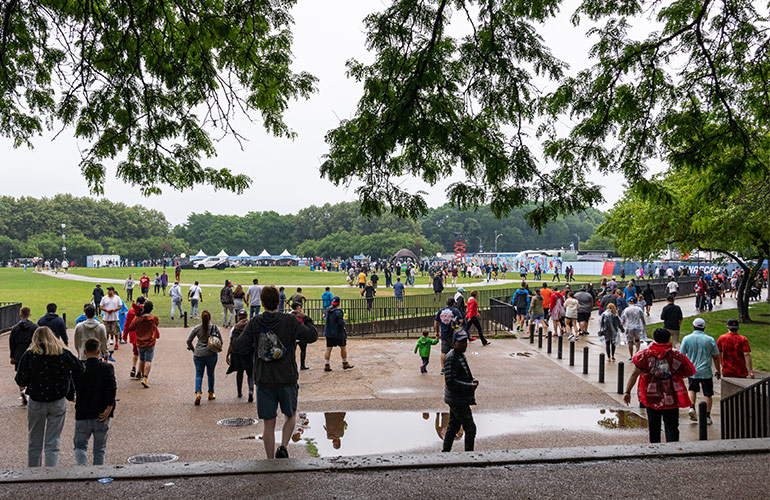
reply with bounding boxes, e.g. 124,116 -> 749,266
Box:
625,328 -> 642,343
326,337 -> 347,348
104,321 -> 120,336
516,307 -> 527,316
688,378 -> 714,397
141,287 -> 149,294
531,314 -> 545,321
577,312 -> 591,323
257,385 -> 298,420
138,346 -> 155,362
441,338 -> 453,354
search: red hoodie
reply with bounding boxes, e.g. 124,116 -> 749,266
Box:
123,302 -> 142,343
632,342 -> 695,410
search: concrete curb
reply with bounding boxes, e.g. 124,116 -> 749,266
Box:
1,438 -> 767,483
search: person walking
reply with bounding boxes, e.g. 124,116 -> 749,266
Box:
9,307 -> 37,406
153,273 -> 161,295
435,298 -> 464,370
160,270 -> 168,296
92,284 -> 105,311
393,277 -> 405,306
512,283 -> 531,333
188,281 -> 203,319
361,281 -> 376,313
573,286 -> 594,336
289,287 -> 307,307
139,273 -> 151,298
718,319 -> 754,379
563,291 -> 579,340
37,303 -> 68,347
187,310 -> 222,405
621,297 -> 647,358
128,301 -> 159,388
598,303 -> 623,362
72,338 -> 116,466
680,318 -> 721,425
233,284 -> 246,317
290,303 -> 311,371
232,286 -> 319,459
442,330 -> 478,452
73,305 -> 108,360
659,295 -> 683,346
247,279 -> 262,318
432,272 -> 444,301
123,274 -> 135,302
642,284 -> 655,316
100,286 -> 123,352
227,310 -> 254,401
15,327 -> 84,467
623,328 -> 696,443
415,330 -> 440,373
324,297 -> 354,371
123,297 -> 144,379
465,290 -> 489,346
169,281 -> 184,320
220,280 -> 235,327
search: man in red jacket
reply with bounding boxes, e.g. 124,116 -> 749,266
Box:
123,297 -> 145,379
623,327 -> 696,443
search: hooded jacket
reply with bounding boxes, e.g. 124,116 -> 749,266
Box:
443,349 -> 476,406
74,318 -> 109,360
234,311 -> 318,387
414,336 -> 440,357
123,302 -> 142,343
129,314 -> 159,349
9,319 -> 38,365
324,306 -> 346,339
632,342 -> 695,410
37,312 -> 68,346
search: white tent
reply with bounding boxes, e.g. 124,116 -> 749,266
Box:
258,249 -> 270,257
279,249 -> 292,257
216,249 -> 229,257
195,249 -> 206,257
237,249 -> 250,257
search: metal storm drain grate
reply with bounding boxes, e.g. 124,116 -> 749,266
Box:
217,417 -> 258,427
127,453 -> 179,465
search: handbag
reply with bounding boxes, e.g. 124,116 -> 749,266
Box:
206,325 -> 223,353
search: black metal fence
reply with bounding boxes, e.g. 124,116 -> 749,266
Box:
0,302 -> 21,332
721,377 -> 770,439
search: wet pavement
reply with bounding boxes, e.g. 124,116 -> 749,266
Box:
0,295 -> 732,468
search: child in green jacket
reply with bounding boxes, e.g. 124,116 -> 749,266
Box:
415,330 -> 440,373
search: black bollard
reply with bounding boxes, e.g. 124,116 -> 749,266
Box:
529,325 -> 535,343
557,335 -> 563,359
569,341 -> 575,366
184,311 -> 188,328
547,331 -> 552,354
62,312 -> 67,327
582,346 -> 589,374
698,401 -> 708,440
538,328 -> 543,348
599,353 -> 605,383
617,362 -> 625,394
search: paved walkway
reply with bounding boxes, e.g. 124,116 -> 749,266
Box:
36,270 -> 526,289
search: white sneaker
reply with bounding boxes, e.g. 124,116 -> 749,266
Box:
707,416 -> 713,425
688,407 -> 697,421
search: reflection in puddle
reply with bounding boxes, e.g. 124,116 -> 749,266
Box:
277,408 -> 647,457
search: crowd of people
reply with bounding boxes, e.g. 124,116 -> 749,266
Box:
5,261 -> 766,467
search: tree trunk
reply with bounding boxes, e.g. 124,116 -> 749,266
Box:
737,259 -> 763,323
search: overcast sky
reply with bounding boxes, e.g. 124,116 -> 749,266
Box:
1,0 -> 655,226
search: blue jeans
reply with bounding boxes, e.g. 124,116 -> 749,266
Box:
420,356 -> 430,373
250,305 -> 260,319
27,398 -> 67,467
73,418 -> 110,466
171,300 -> 183,319
190,298 -> 199,317
194,354 -> 218,393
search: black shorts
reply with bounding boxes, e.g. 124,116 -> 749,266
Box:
256,385 -> 298,420
326,337 -> 347,348
441,338 -> 453,354
577,312 -> 591,323
688,378 -> 714,397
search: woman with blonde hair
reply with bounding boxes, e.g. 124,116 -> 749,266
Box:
15,327 -> 83,467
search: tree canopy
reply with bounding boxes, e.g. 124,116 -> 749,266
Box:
0,0 -> 315,195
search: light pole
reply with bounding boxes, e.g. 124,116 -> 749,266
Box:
494,231 -> 503,253
61,223 -> 67,264
573,233 -> 581,252
475,236 -> 482,253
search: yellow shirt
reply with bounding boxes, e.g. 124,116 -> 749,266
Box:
358,272 -> 366,284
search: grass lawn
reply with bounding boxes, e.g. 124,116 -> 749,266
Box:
646,302 -> 770,372
0,266 -> 606,329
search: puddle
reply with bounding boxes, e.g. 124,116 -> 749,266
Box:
509,352 -> 533,357
260,408 -> 647,457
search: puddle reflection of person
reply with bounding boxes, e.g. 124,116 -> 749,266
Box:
435,412 -> 463,441
324,412 -> 348,449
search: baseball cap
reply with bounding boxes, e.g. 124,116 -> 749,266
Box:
692,318 -> 706,329
726,318 -> 739,330
458,287 -> 465,292
106,286 -> 115,291
237,310 -> 247,317
332,296 -> 341,305
453,330 -> 469,342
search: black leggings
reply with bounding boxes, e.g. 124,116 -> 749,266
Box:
298,340 -> 307,368
646,407 -> 679,443
466,316 -> 488,344
443,404 -> 476,452
603,331 -> 616,357
235,368 -> 253,397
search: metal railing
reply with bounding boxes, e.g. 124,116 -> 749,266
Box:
721,377 -> 770,439
0,302 -> 22,332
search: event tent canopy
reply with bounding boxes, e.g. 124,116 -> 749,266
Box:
237,249 -> 249,258
258,249 -> 270,257
195,249 -> 206,257
279,249 -> 292,257
216,249 -> 228,257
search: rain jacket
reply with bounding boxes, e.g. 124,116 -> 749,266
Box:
414,336 -> 439,357
324,306 -> 347,339
123,303 -> 142,343
632,342 -> 695,410
128,314 -> 159,349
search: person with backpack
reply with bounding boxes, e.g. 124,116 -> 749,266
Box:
512,283 -> 531,333
220,280 -> 235,327
324,297 -> 354,371
9,307 -> 38,406
232,286 -> 318,459
623,328 -> 696,443
187,310 -> 222,405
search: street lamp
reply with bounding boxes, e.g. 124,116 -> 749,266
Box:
61,223 -> 67,263
494,231 -> 503,252
475,236 -> 483,253
573,233 -> 581,252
